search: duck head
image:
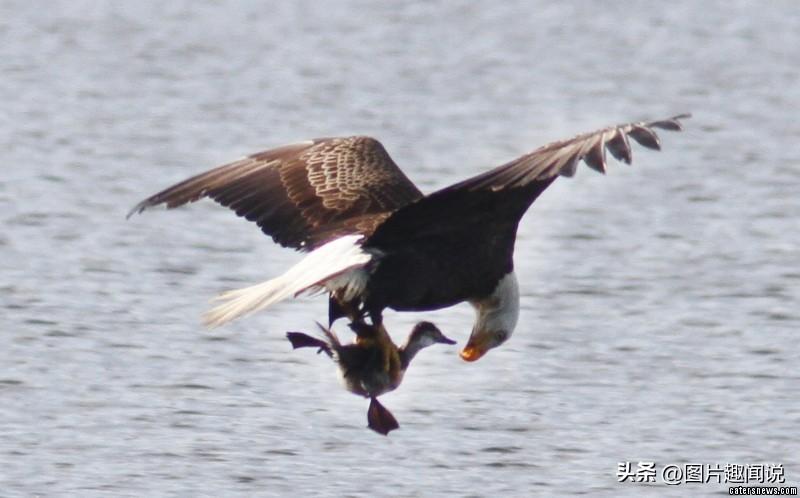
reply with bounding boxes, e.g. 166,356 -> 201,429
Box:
399,321 -> 456,368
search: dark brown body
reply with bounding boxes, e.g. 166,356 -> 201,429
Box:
360,181 -> 552,318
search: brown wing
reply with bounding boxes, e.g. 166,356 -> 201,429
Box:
127,136 -> 423,250
442,113 -> 691,192
366,114 -> 690,249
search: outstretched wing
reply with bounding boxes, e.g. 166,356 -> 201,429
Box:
366,114 -> 690,248
128,136 -> 423,251
445,113 -> 691,192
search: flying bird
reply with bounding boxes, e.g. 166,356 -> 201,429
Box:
128,113 -> 690,361
287,321 -> 456,435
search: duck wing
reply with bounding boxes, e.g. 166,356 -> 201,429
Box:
128,137 -> 423,251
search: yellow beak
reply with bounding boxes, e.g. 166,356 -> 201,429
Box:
459,333 -> 491,362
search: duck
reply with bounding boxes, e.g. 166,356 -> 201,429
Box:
287,321 -> 455,435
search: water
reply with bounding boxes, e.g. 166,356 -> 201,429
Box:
2,1 -> 798,496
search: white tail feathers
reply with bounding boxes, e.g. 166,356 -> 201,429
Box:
203,235 -> 372,327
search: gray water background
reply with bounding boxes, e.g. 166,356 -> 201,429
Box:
2,1 -> 798,496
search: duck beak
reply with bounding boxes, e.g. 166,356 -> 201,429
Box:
437,333 -> 457,345
459,333 -> 490,362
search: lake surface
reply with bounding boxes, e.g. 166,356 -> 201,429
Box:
2,1 -> 798,496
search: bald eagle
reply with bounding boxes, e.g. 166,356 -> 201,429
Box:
129,114 -> 689,361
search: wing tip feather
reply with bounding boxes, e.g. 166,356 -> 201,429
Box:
125,203 -> 144,220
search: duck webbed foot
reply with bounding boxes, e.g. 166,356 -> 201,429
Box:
367,397 -> 399,435
286,332 -> 332,357
329,295 -> 364,326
